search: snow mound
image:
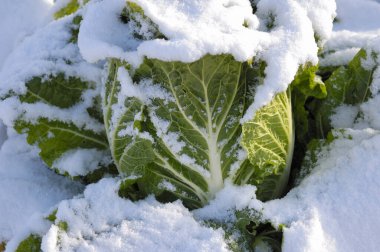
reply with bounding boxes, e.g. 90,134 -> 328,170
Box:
0,131 -> 83,244
41,178 -> 229,252
264,129 -> 380,252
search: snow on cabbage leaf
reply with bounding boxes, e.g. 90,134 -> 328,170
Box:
105,55 -> 295,208
0,13 -> 114,181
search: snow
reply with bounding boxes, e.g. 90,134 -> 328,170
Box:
0,0 -> 380,251
78,0 -> 335,120
0,13 -> 104,132
194,182 -> 262,222
0,131 -> 83,245
320,0 -> 380,67
356,95 -> 380,130
296,0 -> 336,44
263,129 -> 380,252
0,1 -> 85,248
78,0 -> 141,64
41,178 -> 229,252
330,105 -> 359,129
0,0 -> 53,69
334,0 -> 380,32
53,149 -> 112,176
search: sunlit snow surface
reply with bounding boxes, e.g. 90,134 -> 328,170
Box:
264,129 -> 380,252
0,0 -> 380,251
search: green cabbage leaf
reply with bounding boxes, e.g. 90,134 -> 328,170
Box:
105,54 -> 295,207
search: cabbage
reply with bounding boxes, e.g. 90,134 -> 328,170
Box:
105,54 -> 296,207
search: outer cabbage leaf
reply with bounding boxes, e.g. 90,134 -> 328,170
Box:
104,53 -> 296,207
104,55 -> 254,208
295,49 -> 378,184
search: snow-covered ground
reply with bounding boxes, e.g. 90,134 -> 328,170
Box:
0,131 -> 83,247
1,0 -> 380,251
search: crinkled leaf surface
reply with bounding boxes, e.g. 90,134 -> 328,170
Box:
287,64 -> 328,186
291,64 -> 327,145
19,74 -> 87,108
240,89 -> 294,201
15,119 -> 108,169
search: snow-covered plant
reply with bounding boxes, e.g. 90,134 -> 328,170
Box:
3,0 -> 380,251
100,0 -> 332,208
7,0 -> 371,250
107,54 -> 296,208
0,0 -> 329,207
